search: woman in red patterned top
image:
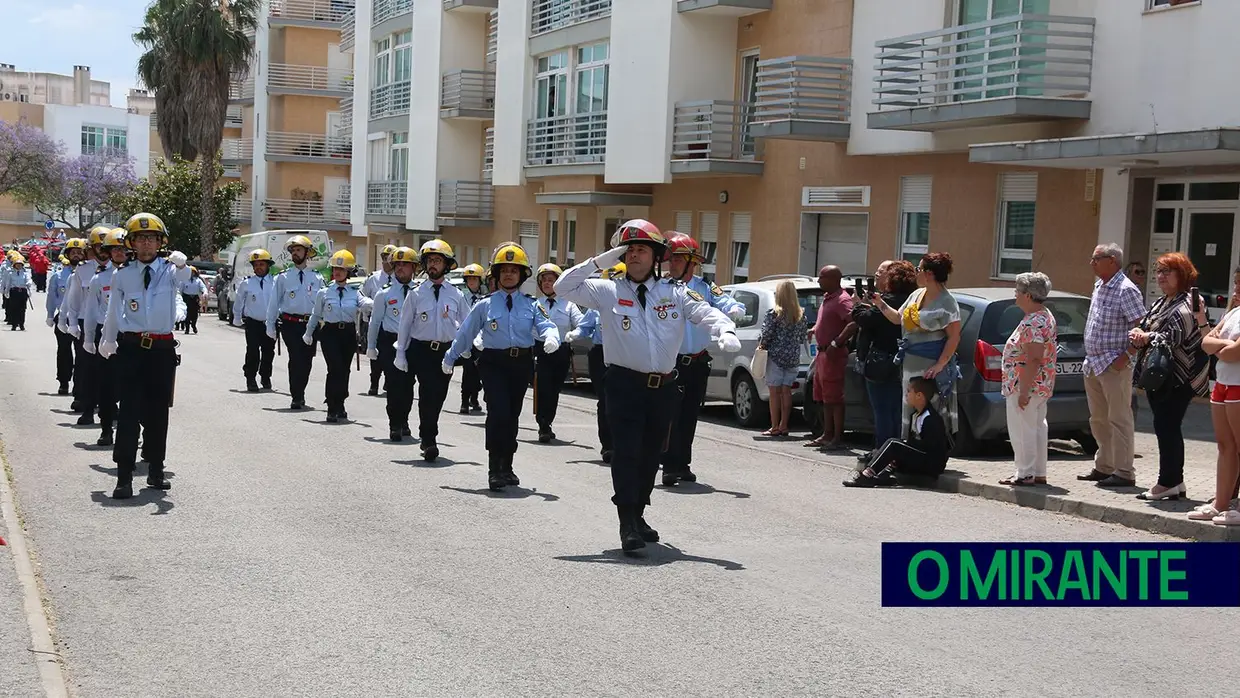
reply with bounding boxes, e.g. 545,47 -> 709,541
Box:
999,272 -> 1057,487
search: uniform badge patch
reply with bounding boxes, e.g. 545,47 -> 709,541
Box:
251,294 -> 257,301
490,319 -> 498,331
128,299 -> 139,312
710,283 -> 724,297
289,291 -> 296,299
393,309 -> 399,316
686,289 -> 705,303
421,312 -> 428,322
505,250 -> 515,261
672,312 -> 678,319
621,317 -> 632,331
658,310 -> 667,320
538,305 -> 550,319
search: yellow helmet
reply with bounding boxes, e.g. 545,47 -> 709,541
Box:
536,263 -> 563,279
419,239 -> 457,270
102,229 -> 127,249
64,237 -> 88,251
285,234 -> 317,257
248,248 -> 273,264
124,212 -> 167,235
329,249 -> 356,269
461,263 -> 485,278
11,255 -> 25,266
491,243 -> 531,271
381,244 -> 398,258
6,250 -> 18,260
605,262 -> 626,280
390,246 -> 419,265
88,226 -> 110,246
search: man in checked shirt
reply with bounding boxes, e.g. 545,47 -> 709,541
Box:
1079,243 -> 1148,488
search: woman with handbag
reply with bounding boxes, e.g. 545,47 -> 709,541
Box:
757,280 -> 805,436
851,260 -> 917,463
1128,252 -> 1210,501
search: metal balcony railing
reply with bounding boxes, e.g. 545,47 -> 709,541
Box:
266,131 -> 352,160
269,0 -> 353,23
367,180 -> 408,216
341,8 -> 356,50
221,138 -> 255,163
487,10 -> 499,67
230,199 -> 253,222
263,198 -> 351,226
530,0 -> 611,36
229,77 -> 255,101
225,105 -> 244,127
526,112 -> 608,167
872,13 -> 1095,111
483,127 -> 494,181
369,81 -> 411,120
372,0 -> 413,25
82,145 -> 129,159
753,56 -> 852,126
438,181 -> 493,220
340,96 -> 353,135
268,63 -> 353,94
672,101 -> 757,161
444,0 -> 499,9
440,70 -> 496,115
222,164 -> 243,178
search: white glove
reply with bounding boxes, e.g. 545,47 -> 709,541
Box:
717,333 -> 741,353
462,350 -> 472,359
99,340 -> 117,359
473,335 -> 484,351
301,333 -> 313,346
367,348 -> 378,361
594,246 -> 626,270
266,329 -> 277,340
232,318 -> 243,328
544,334 -> 561,354
83,342 -> 96,355
564,330 -> 580,344
68,324 -> 80,339
394,355 -> 409,372
45,317 -> 54,328
441,360 -> 454,375
728,306 -> 745,320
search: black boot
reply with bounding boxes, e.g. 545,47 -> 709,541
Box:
57,382 -> 69,396
503,453 -> 519,486
422,442 -> 439,462
389,428 -> 402,442
113,466 -> 134,499
261,376 -> 272,390
459,401 -> 470,415
487,455 -> 506,491
634,504 -> 660,543
96,426 -> 113,447
76,411 -> 94,426
617,506 -> 645,551
470,398 -> 482,413
537,426 -> 553,443
146,463 -> 171,490
662,466 -> 683,487
246,377 -> 259,392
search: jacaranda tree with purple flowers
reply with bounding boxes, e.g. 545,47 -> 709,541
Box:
25,152 -> 139,235
0,120 -> 63,202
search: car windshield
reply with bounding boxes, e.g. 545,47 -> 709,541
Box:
979,297 -> 1091,344
797,289 -> 824,326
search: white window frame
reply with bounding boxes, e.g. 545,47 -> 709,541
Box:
698,211 -> 719,282
546,211 -> 560,264
994,172 -> 1038,279
898,175 -> 932,264
534,50 -> 570,120
373,37 -> 392,87
574,42 -> 609,115
81,125 -> 105,154
565,209 -> 577,265
389,131 -> 409,181
730,212 -> 751,284
393,31 -> 412,83
1146,0 -> 1200,10
738,49 -> 760,158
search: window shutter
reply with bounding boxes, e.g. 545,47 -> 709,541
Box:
674,211 -> 693,236
699,211 -> 718,242
730,212 -> 752,242
1000,172 -> 1038,202
802,186 -> 871,207
518,220 -> 538,238
900,176 -> 932,213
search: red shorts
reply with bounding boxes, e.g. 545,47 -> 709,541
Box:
1211,382 -> 1240,405
813,349 -> 847,405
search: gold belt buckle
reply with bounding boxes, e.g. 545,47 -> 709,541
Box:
508,347 -> 520,358
140,333 -> 153,350
429,341 -> 441,351
647,373 -> 662,389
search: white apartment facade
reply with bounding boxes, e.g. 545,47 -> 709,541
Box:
0,64 -> 110,106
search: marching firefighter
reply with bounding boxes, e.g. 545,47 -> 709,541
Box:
532,263 -> 584,443
47,244 -> 82,396
98,213 -> 187,499
232,249 -> 277,392
569,262 -> 625,463
58,236 -> 95,411
67,228 -> 118,426
2,254 -> 34,330
661,232 -> 745,485
443,243 -> 558,490
304,250 -> 372,422
457,263 -> 487,414
81,229 -> 129,446
366,246 -> 420,441
393,240 -> 468,461
266,235 -> 324,410
1,251 -> 13,325
360,244 -> 398,395
555,220 -> 740,551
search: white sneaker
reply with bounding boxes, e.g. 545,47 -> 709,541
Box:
1212,510 -> 1240,526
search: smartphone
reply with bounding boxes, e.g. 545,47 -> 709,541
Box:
1191,286 -> 1201,312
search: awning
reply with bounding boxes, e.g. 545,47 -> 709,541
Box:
968,128 -> 1240,169
534,191 -> 654,207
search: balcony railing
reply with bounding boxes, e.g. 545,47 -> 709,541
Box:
440,70 -> 496,117
373,0 -> 413,25
526,112 -> 608,167
340,96 -> 353,136
222,163 -> 243,178
268,63 -> 352,94
230,199 -> 253,222
263,198 -> 351,227
871,13 -> 1095,124
367,180 -> 408,216
82,145 -> 130,159
341,8 -> 356,50
483,127 -> 494,181
531,0 -> 610,36
225,105 -> 244,128
229,78 -> 255,102
369,81 -> 411,120
221,138 -> 254,163
438,181 -> 494,220
266,131 -> 352,160
269,0 -> 353,24
444,0 -> 499,11
672,101 -> 757,161
751,56 -> 852,141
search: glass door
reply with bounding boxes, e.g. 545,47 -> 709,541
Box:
954,0 -> 1048,101
1185,210 -> 1237,308
739,51 -> 760,158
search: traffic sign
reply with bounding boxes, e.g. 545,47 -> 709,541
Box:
44,220 -> 54,230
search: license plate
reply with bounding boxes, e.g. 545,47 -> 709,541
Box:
1057,361 -> 1084,376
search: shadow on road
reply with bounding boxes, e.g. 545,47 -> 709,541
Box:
657,481 -> 751,499
394,457 -> 481,469
56,422 -> 98,430
440,485 -> 559,501
260,406 -> 314,414
555,543 -> 745,571
364,436 -> 421,446
565,458 -> 609,468
73,441 -> 111,452
298,418 -> 374,428
89,489 -> 174,515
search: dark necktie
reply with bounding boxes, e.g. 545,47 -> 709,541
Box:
98,264 -> 105,273
548,298 -> 555,309
402,283 -> 410,299
143,265 -> 151,290
299,270 -> 304,285
337,286 -> 344,301
636,284 -> 647,310
433,284 -> 440,301
506,294 -> 513,311
259,277 -> 264,289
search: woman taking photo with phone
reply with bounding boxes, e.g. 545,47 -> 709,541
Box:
851,260 -> 917,463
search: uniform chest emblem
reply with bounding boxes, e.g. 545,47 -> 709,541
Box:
537,305 -> 551,319
289,291 -> 296,298
420,311 -> 429,322
621,317 -> 632,331
710,283 -> 724,297
393,309 -> 399,317
102,286 -> 110,292
490,319 -> 499,331
251,294 -> 258,301
658,310 -> 668,320
326,303 -> 333,311
128,299 -> 139,312
672,312 -> 678,319
388,298 -> 398,305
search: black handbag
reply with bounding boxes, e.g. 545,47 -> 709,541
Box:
863,348 -> 900,382
1135,297 -> 1173,392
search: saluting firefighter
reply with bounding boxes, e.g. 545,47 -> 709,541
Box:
457,263 -> 487,414
366,246 -> 420,441
570,261 -> 625,463
555,220 -> 740,552
305,250 -> 372,423
360,244 -> 398,395
532,263 -> 584,443
81,229 -> 129,446
231,249 -> 277,392
393,240 -> 468,461
266,235 -> 325,410
47,244 -> 82,396
443,244 -> 558,490
60,231 -> 107,412
2,254 -> 34,331
661,232 -> 746,486
98,213 -> 188,499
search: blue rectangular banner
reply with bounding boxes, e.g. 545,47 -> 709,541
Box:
881,542 -> 1240,607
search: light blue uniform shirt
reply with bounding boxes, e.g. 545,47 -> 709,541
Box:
59,263 -> 97,332
538,295 -> 582,339
47,266 -> 73,320
232,274 -> 274,325
397,280 -> 470,350
266,265 -> 324,333
680,275 -> 744,355
367,281 -> 411,352
101,259 -> 188,341
577,308 -> 604,345
81,262 -> 115,343
444,290 -> 557,365
2,267 -> 33,298
180,277 -> 207,296
307,282 -> 371,327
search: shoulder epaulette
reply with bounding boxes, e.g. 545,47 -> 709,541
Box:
523,293 -> 535,299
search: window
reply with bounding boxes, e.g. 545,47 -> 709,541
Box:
389,132 -> 409,181
739,50 -> 760,158
565,209 -> 577,264
105,128 -> 127,154
575,42 -> 609,114
535,51 -> 569,119
995,172 -> 1038,277
1148,0 -> 1199,8
730,212 -> 751,284
81,125 -> 104,154
393,31 -> 412,83
477,247 -> 487,267
699,211 -> 719,282
898,175 -> 932,264
373,38 -> 391,87
81,126 -> 126,156
674,211 -> 693,236
731,290 -> 760,328
547,211 -> 560,264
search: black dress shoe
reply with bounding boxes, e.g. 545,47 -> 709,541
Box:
662,471 -> 682,487
290,400 -> 303,410
145,474 -> 171,491
537,430 -> 552,444
470,401 -> 482,413
618,510 -> 646,552
70,400 -> 81,411
680,469 -> 697,483
1097,474 -> 1137,488
112,483 -> 133,500
76,413 -> 94,426
1076,469 -> 1110,481
601,450 -> 612,464
423,445 -> 439,462
261,378 -> 272,390
504,470 -> 520,486
402,425 -> 412,437
367,388 -> 379,396
337,411 -> 348,421
459,404 -> 470,414
246,380 -> 259,392
390,431 -> 402,442
488,473 -> 506,491
96,431 -> 113,447
326,414 -> 339,423
57,384 -> 69,396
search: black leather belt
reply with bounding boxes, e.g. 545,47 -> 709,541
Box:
418,340 -> 449,352
679,350 -> 710,366
483,347 -> 532,358
611,365 -> 677,389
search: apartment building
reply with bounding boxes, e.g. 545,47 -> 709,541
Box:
0,64 -> 110,107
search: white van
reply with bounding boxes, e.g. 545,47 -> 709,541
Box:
223,229 -> 334,307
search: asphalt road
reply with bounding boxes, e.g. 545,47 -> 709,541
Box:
0,318 -> 1236,697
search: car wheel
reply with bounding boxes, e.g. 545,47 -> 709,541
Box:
1074,431 -> 1099,456
731,370 -> 768,428
950,409 -> 981,458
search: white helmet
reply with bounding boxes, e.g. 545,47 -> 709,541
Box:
168,251 -> 188,265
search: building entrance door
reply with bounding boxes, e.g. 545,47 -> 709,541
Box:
1185,210 -> 1237,306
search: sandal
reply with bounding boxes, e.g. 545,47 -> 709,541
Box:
1212,510 -> 1240,526
760,428 -> 779,437
1000,475 -> 1036,486
804,438 -> 826,448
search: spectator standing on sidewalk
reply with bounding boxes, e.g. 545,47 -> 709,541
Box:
806,266 -> 855,450
1078,244 -> 1147,488
851,260 -> 916,463
1198,295 -> 1240,524
758,280 -> 805,437
1126,261 -> 1148,297
998,272 -> 1057,487
1129,253 -> 1210,501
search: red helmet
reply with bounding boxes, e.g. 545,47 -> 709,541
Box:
666,232 -> 704,263
612,219 -> 668,261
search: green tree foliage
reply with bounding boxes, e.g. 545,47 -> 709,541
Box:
114,156 -> 245,257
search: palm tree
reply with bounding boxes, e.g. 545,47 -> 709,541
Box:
135,0 -> 258,258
